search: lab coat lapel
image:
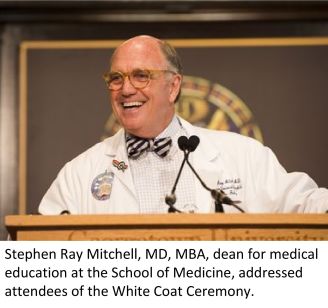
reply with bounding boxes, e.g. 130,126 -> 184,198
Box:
104,129 -> 138,200
192,138 -> 223,213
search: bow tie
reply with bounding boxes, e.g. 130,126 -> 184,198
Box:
126,135 -> 172,159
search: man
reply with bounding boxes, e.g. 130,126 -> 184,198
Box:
39,35 -> 328,215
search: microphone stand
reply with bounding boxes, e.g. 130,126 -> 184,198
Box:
165,137 -> 191,213
165,155 -> 186,213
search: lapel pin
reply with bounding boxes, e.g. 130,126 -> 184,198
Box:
112,159 -> 128,172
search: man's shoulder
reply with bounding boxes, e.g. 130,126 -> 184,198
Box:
179,116 -> 260,147
66,131 -> 122,167
193,125 -> 261,149
78,139 -> 108,159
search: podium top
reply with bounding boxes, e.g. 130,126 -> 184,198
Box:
5,213 -> 328,228
5,214 -> 328,241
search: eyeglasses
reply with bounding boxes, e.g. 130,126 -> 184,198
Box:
103,69 -> 176,91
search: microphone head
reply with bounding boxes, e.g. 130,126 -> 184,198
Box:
211,189 -> 220,200
165,194 -> 177,206
188,135 -> 200,152
211,189 -> 235,206
178,136 -> 189,151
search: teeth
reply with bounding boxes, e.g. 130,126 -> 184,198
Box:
122,102 -> 143,108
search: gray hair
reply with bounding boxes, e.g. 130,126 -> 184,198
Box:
158,40 -> 183,75
158,39 -> 183,102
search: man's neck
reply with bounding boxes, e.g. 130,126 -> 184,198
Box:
126,115 -> 177,139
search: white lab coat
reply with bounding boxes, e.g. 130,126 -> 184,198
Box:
39,118 -> 328,214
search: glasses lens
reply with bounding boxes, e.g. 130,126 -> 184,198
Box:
108,72 -> 123,90
130,69 -> 150,88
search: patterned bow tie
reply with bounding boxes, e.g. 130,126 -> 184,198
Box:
126,135 -> 172,159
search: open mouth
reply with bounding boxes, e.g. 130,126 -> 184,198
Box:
122,102 -> 144,109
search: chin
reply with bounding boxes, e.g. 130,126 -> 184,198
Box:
122,117 -> 145,129
124,124 -> 143,135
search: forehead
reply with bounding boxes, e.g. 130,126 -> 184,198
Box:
111,40 -> 167,71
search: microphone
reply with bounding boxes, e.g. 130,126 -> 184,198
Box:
182,135 -> 244,213
165,135 -> 205,213
178,135 -> 189,152
188,135 -> 200,152
211,189 -> 245,213
165,136 -> 189,213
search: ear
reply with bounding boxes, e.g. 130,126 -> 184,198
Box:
169,74 -> 182,104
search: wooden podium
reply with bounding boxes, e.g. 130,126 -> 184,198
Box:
5,214 -> 328,240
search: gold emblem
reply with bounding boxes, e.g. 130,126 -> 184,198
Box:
101,76 -> 263,142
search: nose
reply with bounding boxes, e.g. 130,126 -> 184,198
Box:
121,75 -> 137,96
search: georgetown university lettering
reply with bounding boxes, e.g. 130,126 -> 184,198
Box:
65,228 -> 328,241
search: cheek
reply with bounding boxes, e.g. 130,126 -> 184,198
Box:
109,93 -> 119,108
109,92 -> 116,102
149,84 -> 170,105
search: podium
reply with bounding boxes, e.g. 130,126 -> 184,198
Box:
5,214 -> 328,240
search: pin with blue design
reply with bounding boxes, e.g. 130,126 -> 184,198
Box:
91,170 -> 114,201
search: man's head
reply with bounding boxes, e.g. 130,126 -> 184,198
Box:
105,35 -> 182,138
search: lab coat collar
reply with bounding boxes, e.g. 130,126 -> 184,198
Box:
179,117 -> 221,162
104,129 -> 137,199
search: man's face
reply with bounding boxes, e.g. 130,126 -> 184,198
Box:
109,37 -> 181,138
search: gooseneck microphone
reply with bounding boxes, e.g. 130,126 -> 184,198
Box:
188,135 -> 200,152
180,136 -> 224,213
164,136 -> 189,213
182,137 -> 244,213
178,135 -> 190,152
165,135 -> 244,213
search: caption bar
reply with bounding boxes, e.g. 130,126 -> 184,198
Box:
1,241 -> 327,308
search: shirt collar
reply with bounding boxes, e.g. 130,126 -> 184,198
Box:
157,115 -> 182,139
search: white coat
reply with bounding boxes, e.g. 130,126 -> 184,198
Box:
39,118 -> 328,214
